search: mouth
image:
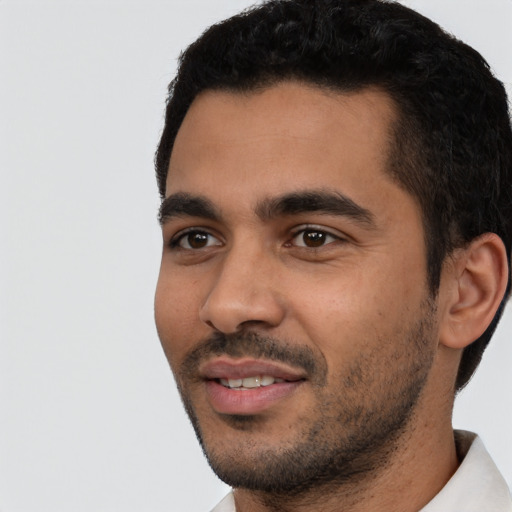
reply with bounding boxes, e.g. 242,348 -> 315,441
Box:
201,357 -> 307,386
200,358 -> 307,415
217,375 -> 286,390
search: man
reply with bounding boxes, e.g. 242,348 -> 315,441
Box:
154,0 -> 512,510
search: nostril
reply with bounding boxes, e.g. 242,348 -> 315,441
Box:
204,320 -> 216,330
238,319 -> 268,330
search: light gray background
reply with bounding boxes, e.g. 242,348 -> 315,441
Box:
1,1 -> 511,511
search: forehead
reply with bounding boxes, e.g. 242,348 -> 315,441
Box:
166,82 -> 402,214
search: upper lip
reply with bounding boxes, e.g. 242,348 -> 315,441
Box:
200,357 -> 307,381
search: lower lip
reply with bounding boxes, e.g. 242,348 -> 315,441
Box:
205,380 -> 303,415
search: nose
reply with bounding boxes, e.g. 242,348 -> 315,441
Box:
199,244 -> 286,334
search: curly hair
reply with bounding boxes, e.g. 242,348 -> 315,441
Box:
155,0 -> 512,391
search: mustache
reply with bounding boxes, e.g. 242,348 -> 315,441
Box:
180,331 -> 326,383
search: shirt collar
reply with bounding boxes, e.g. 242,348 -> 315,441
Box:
420,430 -> 512,512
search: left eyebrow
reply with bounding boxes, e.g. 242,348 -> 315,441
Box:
255,189 -> 376,227
158,192 -> 220,225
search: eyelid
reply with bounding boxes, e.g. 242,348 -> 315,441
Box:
290,224 -> 346,238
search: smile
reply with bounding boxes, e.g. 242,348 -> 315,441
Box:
219,376 -> 285,389
197,357 -> 308,414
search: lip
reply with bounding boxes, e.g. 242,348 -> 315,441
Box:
200,357 -> 307,381
200,357 -> 307,415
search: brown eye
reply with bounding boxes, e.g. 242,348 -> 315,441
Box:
302,230 -> 327,247
290,228 -> 339,248
186,232 -> 209,249
173,230 -> 221,250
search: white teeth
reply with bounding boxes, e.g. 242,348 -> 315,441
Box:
260,375 -> 275,386
242,376 -> 260,388
228,378 -> 243,388
220,375 -> 281,389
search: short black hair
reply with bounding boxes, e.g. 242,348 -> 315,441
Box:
155,0 -> 512,390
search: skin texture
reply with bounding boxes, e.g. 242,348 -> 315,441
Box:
155,82 -> 471,512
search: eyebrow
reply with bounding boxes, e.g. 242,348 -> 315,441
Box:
158,189 -> 375,228
158,192 -> 220,225
255,190 -> 376,227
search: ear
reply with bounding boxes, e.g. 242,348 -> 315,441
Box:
439,233 -> 509,350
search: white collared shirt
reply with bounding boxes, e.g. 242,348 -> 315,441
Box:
210,431 -> 512,512
422,431 -> 512,512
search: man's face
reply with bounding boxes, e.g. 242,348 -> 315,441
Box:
155,82 -> 440,493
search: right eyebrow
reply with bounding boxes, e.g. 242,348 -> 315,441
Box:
255,189 -> 376,228
158,193 -> 220,225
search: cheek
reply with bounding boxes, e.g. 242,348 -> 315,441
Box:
290,260 -> 424,359
154,269 -> 205,367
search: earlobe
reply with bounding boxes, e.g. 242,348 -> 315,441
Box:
439,233 -> 509,350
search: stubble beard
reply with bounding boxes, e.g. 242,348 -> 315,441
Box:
174,300 -> 437,500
